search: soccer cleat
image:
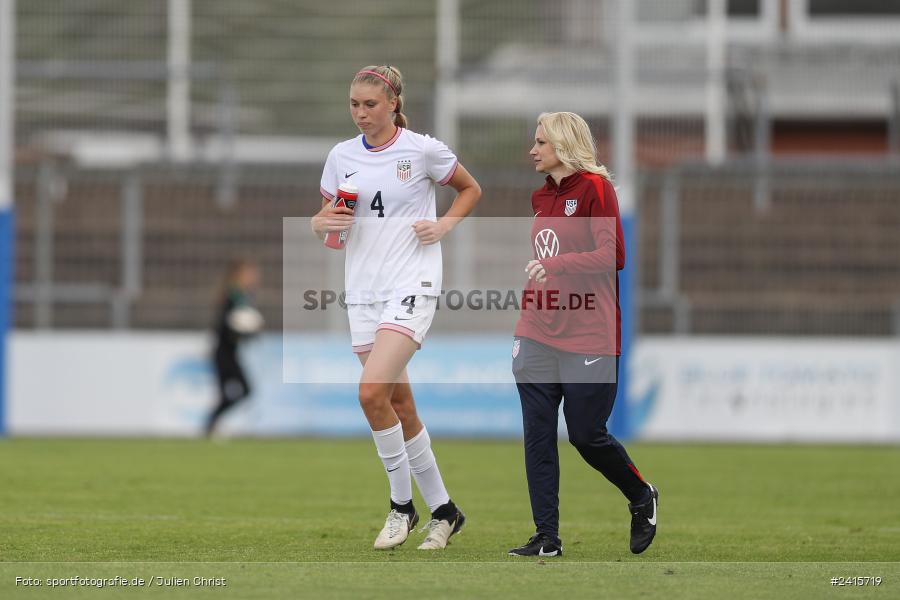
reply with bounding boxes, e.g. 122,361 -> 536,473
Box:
508,532 -> 563,557
629,483 -> 659,554
373,508 -> 419,550
417,507 -> 465,550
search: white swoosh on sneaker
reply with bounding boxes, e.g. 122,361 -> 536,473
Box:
584,357 -> 603,366
538,547 -> 558,557
648,497 -> 657,526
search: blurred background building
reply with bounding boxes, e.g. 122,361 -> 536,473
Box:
3,0 -> 899,439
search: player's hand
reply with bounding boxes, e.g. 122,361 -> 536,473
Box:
526,260 -> 547,284
412,219 -> 449,245
311,205 -> 355,235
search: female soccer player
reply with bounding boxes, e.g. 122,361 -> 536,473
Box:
311,65 -> 482,550
508,112 -> 657,557
206,259 -> 263,436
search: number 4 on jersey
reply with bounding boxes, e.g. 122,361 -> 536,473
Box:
370,191 -> 384,217
401,295 -> 416,314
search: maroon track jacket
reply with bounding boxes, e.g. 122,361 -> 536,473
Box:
513,171 -> 625,355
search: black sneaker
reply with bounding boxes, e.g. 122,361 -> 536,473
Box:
508,533 -> 563,557
629,483 -> 658,554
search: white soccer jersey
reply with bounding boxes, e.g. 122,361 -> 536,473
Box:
320,127 -> 459,304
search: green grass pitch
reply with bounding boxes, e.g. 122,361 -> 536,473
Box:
1,439 -> 898,599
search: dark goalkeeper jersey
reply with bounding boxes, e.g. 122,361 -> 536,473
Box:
513,171 -> 625,356
214,288 -> 250,359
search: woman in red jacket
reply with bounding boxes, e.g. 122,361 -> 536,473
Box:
508,112 -> 658,558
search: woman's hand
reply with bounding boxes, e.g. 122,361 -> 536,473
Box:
526,260 -> 547,284
412,219 -> 450,245
311,204 -> 355,239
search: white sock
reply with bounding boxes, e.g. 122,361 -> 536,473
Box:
371,422 -> 412,505
405,426 -> 450,512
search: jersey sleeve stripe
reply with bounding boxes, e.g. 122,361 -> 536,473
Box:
320,186 -> 335,201
584,172 -> 609,212
438,160 -> 459,186
352,342 -> 374,354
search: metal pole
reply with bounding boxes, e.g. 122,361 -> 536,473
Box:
674,295 -> 692,335
613,0 -> 635,214
660,170 -> 681,301
436,0 -> 471,292
215,81 -> 238,209
706,0 -> 727,164
612,0 -> 637,439
435,0 -> 459,151
34,162 -> 55,329
168,0 -> 192,161
753,72 -> 771,212
0,0 -> 15,435
631,175 -> 644,337
0,0 -> 12,211
894,299 -> 900,337
114,171 -> 143,329
889,80 -> 900,156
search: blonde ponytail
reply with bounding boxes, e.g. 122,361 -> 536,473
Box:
393,90 -> 407,128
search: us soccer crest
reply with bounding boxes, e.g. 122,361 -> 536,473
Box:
512,339 -> 520,358
396,159 -> 412,182
564,199 -> 578,216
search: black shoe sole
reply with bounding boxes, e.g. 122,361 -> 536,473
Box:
507,547 -> 563,557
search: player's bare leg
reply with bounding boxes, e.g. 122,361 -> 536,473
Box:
359,330 -> 420,549
355,357 -> 422,440
358,331 -> 464,550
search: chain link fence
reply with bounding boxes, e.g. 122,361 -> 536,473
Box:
638,161 -> 900,336
10,0 -> 900,336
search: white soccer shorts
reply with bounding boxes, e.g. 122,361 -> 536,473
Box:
348,295 -> 438,353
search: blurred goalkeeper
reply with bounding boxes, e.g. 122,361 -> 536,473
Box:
205,259 -> 264,437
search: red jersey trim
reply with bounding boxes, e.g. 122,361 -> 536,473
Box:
377,322 -> 415,337
438,160 -> 459,186
365,127 -> 403,152
320,186 -> 335,201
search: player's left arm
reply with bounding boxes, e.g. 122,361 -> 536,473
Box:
413,164 -> 482,245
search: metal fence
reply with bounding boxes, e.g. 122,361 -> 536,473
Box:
9,0 -> 900,336
637,159 -> 900,336
12,158 -> 900,337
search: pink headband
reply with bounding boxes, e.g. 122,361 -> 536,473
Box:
356,70 -> 399,96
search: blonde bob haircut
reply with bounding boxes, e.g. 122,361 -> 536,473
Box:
537,112 -> 610,180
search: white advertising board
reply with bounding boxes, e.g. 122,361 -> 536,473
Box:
8,332 -> 900,442
8,332 -> 213,435
6,332 -> 522,437
629,337 -> 900,442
